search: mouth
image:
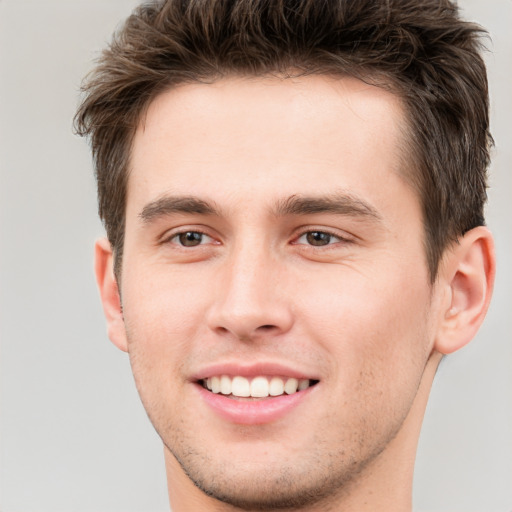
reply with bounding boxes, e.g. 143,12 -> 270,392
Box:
193,364 -> 321,424
199,375 -> 320,399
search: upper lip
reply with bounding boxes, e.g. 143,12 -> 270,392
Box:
190,361 -> 320,382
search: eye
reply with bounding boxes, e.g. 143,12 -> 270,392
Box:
295,231 -> 343,247
170,231 -> 213,247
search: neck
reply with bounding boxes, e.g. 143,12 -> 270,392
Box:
165,352 -> 442,512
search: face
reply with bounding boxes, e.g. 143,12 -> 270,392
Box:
119,75 -> 439,509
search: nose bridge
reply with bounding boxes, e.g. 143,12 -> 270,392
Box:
209,236 -> 293,339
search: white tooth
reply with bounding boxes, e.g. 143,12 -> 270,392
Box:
231,376 -> 250,397
211,376 -> 221,394
269,377 -> 285,396
250,376 -> 269,397
298,379 -> 310,391
284,378 -> 299,395
220,375 -> 231,395
206,378 -> 212,391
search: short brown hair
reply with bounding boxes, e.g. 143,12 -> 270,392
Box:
75,0 -> 492,280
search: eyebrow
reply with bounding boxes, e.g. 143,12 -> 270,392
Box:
139,195 -> 220,223
273,193 -> 382,221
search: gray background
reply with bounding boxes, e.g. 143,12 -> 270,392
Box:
0,1 -> 510,511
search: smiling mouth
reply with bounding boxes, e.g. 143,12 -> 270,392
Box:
199,376 -> 319,399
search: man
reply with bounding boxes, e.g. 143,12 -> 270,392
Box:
75,0 -> 495,510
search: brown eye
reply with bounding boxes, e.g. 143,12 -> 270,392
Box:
305,231 -> 333,246
177,231 -> 204,247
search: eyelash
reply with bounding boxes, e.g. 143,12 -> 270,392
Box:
292,229 -> 351,248
164,229 -> 215,247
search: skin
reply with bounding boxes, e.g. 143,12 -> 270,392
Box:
95,75 -> 495,511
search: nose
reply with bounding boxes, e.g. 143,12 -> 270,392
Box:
206,242 -> 294,342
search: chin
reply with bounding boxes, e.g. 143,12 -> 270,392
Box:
178,458 -> 345,511
164,428 -> 383,511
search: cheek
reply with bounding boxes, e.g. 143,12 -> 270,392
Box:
298,265 -> 433,394
122,262 -> 210,337
120,265 -> 212,397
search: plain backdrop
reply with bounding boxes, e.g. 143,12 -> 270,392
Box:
0,1 -> 511,511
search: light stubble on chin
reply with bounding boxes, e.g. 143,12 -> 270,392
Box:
169,443 -> 352,511
160,415 -> 405,512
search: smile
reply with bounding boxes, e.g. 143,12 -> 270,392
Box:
201,375 -> 317,398
194,364 -> 320,424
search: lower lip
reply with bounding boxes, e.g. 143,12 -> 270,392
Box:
195,384 -> 316,425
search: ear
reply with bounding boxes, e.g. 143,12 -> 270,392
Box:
434,226 -> 495,355
94,237 -> 128,352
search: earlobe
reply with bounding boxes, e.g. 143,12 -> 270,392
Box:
94,237 -> 128,352
434,226 -> 495,355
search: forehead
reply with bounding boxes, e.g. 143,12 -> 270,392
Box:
128,75 -> 412,216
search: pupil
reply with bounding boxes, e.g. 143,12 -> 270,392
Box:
179,232 -> 202,246
307,231 -> 331,246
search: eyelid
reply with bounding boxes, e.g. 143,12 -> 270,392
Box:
160,226 -> 219,246
292,227 -> 354,244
